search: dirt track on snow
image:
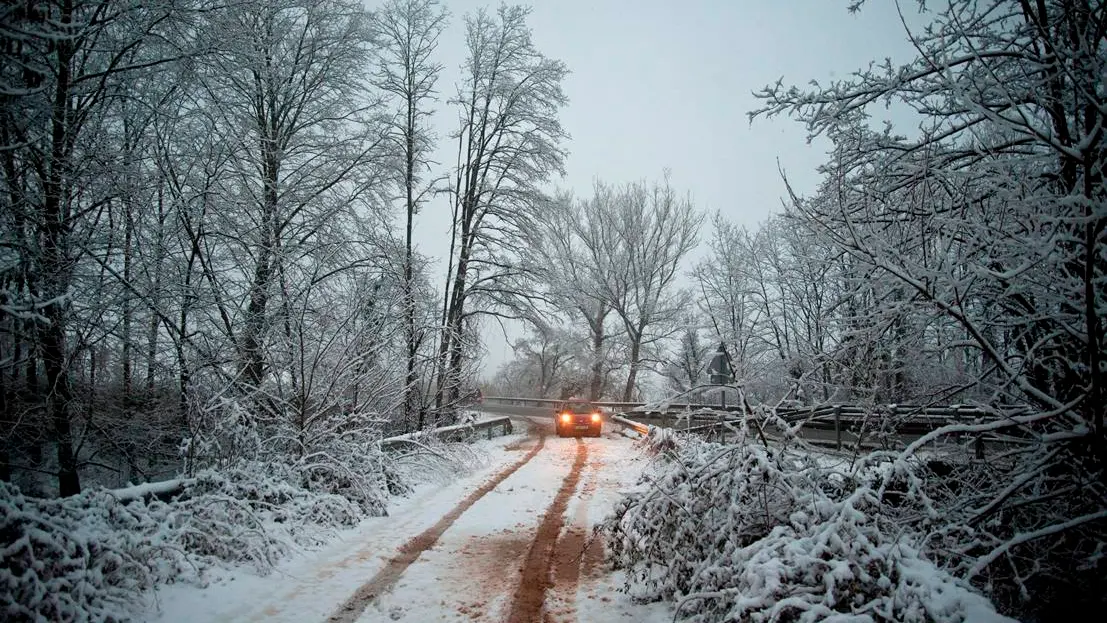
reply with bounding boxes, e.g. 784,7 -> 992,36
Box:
503,438 -> 588,622
327,416 -> 615,623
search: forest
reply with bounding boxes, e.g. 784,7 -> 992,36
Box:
1,0 -> 1104,621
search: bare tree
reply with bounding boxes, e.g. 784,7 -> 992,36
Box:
195,0 -> 385,394
694,216 -> 764,388
505,324 -> 581,398
369,0 -> 447,430
437,4 -> 568,414
0,0 -> 182,496
663,313 -> 710,395
527,177 -> 701,401
529,188 -> 622,400
585,176 -> 701,401
754,0 -> 1106,615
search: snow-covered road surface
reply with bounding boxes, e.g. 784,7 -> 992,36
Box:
146,415 -> 673,623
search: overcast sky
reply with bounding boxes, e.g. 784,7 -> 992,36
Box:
403,0 -> 923,377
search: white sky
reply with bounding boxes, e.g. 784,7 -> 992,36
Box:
393,0 -> 923,377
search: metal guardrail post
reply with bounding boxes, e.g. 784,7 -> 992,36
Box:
834,405 -> 842,451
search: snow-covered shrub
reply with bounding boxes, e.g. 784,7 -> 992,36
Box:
0,422 -> 496,623
173,464 -> 364,565
386,434 -> 488,488
639,425 -> 679,456
1,482 -> 187,622
604,434 -> 1015,622
1,468 -> 356,620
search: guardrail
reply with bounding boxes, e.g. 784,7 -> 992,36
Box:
483,396 -> 1016,422
379,416 -> 513,450
610,413 -> 651,436
482,395 -> 747,413
483,395 -> 1027,456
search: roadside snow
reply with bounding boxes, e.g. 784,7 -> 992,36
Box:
146,416 -> 675,623
144,429 -> 525,623
603,431 -> 1018,623
573,434 -> 674,623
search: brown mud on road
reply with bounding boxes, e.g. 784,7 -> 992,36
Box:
438,529 -> 534,621
326,424 -> 548,623
504,439 -> 589,623
542,444 -> 607,623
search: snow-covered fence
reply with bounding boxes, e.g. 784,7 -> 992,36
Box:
378,416 -> 513,450
108,478 -> 195,503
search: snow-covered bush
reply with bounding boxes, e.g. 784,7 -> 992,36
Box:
639,425 -> 679,456
386,434 -> 489,488
2,481 -> 186,622
604,433 -> 1016,622
175,465 -> 364,564
0,433 -> 487,622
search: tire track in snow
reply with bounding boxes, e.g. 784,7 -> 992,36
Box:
505,438 -> 589,623
326,427 -> 548,623
543,449 -> 606,623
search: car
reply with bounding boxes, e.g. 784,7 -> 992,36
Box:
555,399 -> 602,437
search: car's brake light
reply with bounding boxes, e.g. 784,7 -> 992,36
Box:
591,412 -> 601,423
560,413 -> 571,423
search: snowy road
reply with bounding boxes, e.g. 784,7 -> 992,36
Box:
147,415 -> 672,623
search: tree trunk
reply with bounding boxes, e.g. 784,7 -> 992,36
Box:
240,144 -> 279,388
146,184 -> 166,393
41,5 -> 80,496
0,371 -> 9,482
1082,150 -> 1105,455
588,305 -> 606,401
622,331 -> 641,402
438,225 -> 472,416
42,318 -> 80,496
122,199 -> 133,396
404,101 -> 419,430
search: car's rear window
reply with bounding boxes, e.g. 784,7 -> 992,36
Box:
563,402 -> 595,414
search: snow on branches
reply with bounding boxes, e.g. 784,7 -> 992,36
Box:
604,434 -> 1016,623
0,437 -> 484,622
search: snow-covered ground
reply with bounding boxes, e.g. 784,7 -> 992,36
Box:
143,415 -> 673,623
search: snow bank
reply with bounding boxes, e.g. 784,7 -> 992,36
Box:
1,438 -> 484,622
604,434 -> 1016,623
